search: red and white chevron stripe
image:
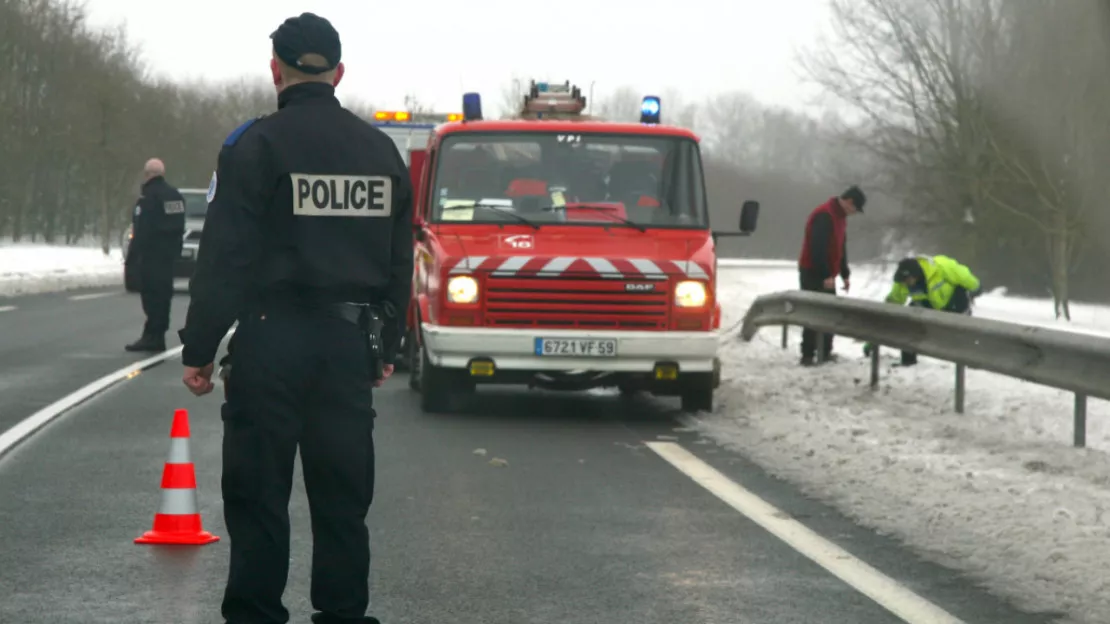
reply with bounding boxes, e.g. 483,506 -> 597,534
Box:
447,255 -> 709,280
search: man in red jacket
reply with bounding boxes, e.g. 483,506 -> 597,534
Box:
797,185 -> 865,366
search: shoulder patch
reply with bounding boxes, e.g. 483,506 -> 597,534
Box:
223,116 -> 262,147
134,204 -> 141,216
206,170 -> 218,203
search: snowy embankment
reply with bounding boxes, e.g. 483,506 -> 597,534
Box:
0,243 -> 124,297
698,260 -> 1110,623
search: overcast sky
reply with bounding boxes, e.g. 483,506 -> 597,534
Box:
83,0 -> 833,116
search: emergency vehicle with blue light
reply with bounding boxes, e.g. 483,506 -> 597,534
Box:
370,109 -> 463,368
397,81 -> 760,413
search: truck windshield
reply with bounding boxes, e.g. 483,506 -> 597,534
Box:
429,132 -> 708,229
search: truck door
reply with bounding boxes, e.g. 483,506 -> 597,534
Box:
409,147 -> 434,329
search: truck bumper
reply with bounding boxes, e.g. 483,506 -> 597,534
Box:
421,325 -> 719,373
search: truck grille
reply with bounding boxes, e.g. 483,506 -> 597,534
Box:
484,274 -> 669,329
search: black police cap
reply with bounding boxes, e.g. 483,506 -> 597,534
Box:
893,258 -> 923,282
270,12 -> 342,75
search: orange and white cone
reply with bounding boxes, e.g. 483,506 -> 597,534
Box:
135,409 -> 220,545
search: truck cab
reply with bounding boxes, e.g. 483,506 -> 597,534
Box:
404,81 -> 759,413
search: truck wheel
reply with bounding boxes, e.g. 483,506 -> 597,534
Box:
680,373 -> 715,413
406,329 -> 420,391
395,328 -> 415,372
419,336 -> 453,413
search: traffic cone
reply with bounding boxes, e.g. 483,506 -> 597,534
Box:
135,409 -> 220,545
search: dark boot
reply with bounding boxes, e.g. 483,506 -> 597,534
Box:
125,333 -> 166,352
899,351 -> 918,366
800,355 -> 816,367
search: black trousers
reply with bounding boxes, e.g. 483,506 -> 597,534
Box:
139,250 -> 176,336
220,306 -> 377,624
799,269 -> 835,359
902,287 -> 971,363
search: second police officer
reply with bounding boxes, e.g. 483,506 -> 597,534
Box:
126,157 -> 186,352
178,13 -> 413,624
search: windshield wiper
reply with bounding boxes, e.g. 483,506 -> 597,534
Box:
544,203 -> 647,233
441,202 -> 541,230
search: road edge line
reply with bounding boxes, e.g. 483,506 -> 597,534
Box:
0,346 -> 184,460
645,441 -> 966,624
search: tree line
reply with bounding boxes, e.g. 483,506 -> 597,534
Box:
0,0 -> 374,250
4,0 -> 1105,315
578,0 -> 1110,315
801,0 -> 1110,316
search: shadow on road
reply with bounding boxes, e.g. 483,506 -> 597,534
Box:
412,382 -> 683,427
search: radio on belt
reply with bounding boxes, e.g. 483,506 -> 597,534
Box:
290,173 -> 392,216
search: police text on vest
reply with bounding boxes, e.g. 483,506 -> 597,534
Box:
291,174 -> 392,217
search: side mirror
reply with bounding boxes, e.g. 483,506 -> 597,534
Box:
739,200 -> 760,234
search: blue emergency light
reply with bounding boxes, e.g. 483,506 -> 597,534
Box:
462,92 -> 483,121
640,96 -> 661,124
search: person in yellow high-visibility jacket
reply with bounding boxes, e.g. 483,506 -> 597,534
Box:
864,255 -> 983,365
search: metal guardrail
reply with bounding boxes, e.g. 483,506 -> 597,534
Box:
740,290 -> 1110,448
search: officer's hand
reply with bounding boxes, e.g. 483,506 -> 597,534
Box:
375,364 -> 395,388
843,278 -> 851,293
183,364 -> 215,396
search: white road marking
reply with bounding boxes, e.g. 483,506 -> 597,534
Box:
69,292 -> 116,301
0,346 -> 185,460
0,326 -> 235,461
0,305 -> 15,313
645,441 -> 965,624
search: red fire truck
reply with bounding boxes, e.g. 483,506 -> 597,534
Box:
399,81 -> 759,413
371,109 -> 462,370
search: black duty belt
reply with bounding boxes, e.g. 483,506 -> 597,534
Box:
324,302 -> 374,325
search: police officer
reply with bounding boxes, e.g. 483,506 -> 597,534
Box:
864,255 -> 983,366
126,158 -> 186,352
178,13 -> 412,624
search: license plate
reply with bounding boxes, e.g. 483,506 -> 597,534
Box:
181,248 -> 194,258
534,338 -> 617,357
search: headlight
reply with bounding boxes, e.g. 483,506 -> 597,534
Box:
674,280 -> 708,307
447,275 -> 479,304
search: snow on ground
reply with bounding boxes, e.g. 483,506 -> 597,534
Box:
0,243 -> 124,297
693,262 -> 1110,623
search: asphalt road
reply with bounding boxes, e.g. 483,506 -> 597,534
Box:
0,306 -> 1062,624
0,282 -> 189,432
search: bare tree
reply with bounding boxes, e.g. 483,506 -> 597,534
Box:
0,0 -> 380,251
594,86 -> 642,122
798,0 -> 1110,315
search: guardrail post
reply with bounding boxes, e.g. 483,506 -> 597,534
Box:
870,344 -> 880,389
954,364 -> 966,414
781,324 -> 788,348
1074,394 -> 1087,448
